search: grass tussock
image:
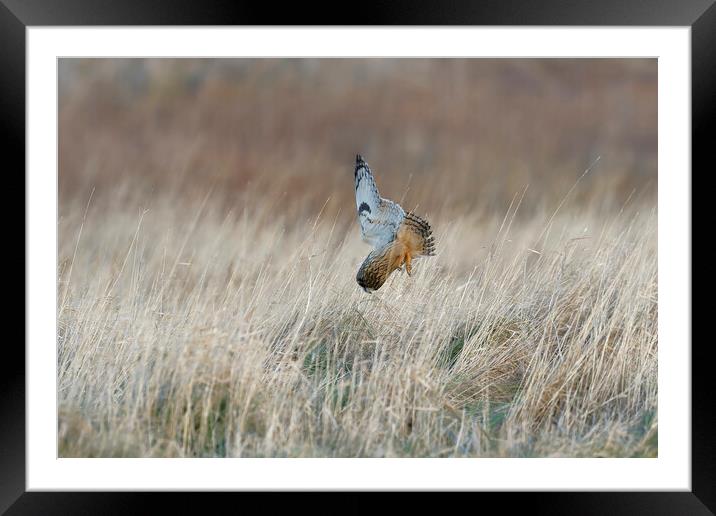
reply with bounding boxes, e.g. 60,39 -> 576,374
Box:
58,186 -> 657,457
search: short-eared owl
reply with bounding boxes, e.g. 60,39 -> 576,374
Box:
353,154 -> 435,292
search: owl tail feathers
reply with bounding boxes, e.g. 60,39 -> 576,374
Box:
403,212 -> 436,257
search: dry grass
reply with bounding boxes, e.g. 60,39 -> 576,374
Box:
57,184 -> 657,457
57,58 -> 657,457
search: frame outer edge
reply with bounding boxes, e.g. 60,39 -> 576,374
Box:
0,0 -> 27,514
691,1 -> 716,513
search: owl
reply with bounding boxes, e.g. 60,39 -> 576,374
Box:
353,154 -> 435,292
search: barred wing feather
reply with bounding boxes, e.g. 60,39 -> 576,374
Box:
354,154 -> 405,248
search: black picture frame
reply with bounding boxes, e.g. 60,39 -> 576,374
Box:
5,1 -> 708,513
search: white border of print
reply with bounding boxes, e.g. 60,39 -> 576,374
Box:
27,27 -> 690,490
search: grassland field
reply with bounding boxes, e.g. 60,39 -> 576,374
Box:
58,58 -> 657,457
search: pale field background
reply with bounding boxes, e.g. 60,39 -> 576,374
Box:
58,59 -> 657,457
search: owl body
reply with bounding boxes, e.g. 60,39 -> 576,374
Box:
353,155 -> 435,292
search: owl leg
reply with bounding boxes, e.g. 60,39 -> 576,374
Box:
394,247 -> 407,273
405,253 -> 412,276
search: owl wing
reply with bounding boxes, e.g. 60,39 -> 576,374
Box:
354,154 -> 405,248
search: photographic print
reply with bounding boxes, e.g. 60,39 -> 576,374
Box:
57,57 -> 657,459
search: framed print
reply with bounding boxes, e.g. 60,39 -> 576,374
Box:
7,0 -> 710,513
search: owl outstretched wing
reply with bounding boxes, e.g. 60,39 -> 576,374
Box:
354,154 -> 405,248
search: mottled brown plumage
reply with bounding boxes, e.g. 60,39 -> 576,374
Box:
353,153 -> 436,292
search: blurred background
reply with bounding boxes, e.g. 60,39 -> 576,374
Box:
58,58 -> 656,220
